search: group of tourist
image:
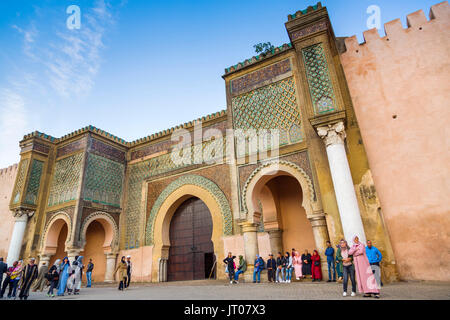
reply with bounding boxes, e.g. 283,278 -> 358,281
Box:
0,254 -> 134,299
223,236 -> 383,298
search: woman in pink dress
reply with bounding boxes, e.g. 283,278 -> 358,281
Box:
348,235 -> 380,298
292,251 -> 303,280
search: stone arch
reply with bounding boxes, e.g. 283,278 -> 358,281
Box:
80,211 -> 119,253
146,174 -> 231,282
40,212 -> 72,255
145,174 -> 232,246
242,160 -> 317,221
259,184 -> 279,230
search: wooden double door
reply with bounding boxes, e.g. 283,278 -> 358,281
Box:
168,197 -> 215,281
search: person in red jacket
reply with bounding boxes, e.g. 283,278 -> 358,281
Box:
311,250 -> 322,282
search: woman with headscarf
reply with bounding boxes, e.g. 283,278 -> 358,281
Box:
67,256 -> 83,295
31,261 -> 49,292
335,243 -> 343,281
311,250 -> 322,282
57,257 -> 71,296
114,256 -> 128,291
301,249 -> 312,279
47,259 -> 60,297
74,256 -> 83,294
292,251 -> 303,280
349,235 -> 380,298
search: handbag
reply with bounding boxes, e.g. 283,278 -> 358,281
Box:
314,261 -> 320,266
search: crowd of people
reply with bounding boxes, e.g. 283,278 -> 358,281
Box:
0,236 -> 383,299
0,254 -> 134,299
223,236 -> 383,298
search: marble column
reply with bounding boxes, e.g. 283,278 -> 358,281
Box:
317,121 -> 366,244
268,229 -> 283,255
6,210 -> 33,266
104,253 -> 118,282
241,222 -> 259,282
308,214 -> 331,279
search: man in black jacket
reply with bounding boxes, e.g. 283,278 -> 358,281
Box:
223,252 -> 236,284
266,254 -> 277,282
0,258 -> 7,290
275,252 -> 285,283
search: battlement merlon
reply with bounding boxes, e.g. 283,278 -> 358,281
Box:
0,163 -> 18,177
19,109 -> 227,150
285,2 -> 337,47
341,1 -> 450,56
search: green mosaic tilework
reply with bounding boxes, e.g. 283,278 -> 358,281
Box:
83,153 -> 124,207
12,158 -> 30,204
124,141 -> 226,249
145,174 -> 233,246
24,159 -> 44,205
47,152 -> 84,207
231,77 -> 303,147
302,43 -> 336,114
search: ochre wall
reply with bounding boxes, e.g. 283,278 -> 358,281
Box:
118,246 -> 153,282
340,1 -> 450,281
49,223 -> 68,266
0,164 -> 18,259
81,220 -> 106,283
267,176 -> 316,255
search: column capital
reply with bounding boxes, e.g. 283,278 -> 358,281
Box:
12,208 -> 35,220
316,121 -> 346,147
105,252 -> 118,259
239,221 -> 259,233
307,214 -> 328,228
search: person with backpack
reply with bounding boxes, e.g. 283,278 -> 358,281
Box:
253,255 -> 264,283
46,259 -> 60,297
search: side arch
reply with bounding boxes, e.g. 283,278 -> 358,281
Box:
80,211 -> 119,253
242,160 -> 317,220
145,174 -> 232,246
40,211 -> 72,255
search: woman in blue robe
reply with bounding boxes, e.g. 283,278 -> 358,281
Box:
57,257 -> 71,296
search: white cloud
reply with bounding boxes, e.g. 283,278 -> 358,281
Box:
0,89 -> 29,168
0,0 -> 118,167
14,0 -> 115,97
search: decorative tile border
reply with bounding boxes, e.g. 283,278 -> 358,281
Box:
145,174 -> 233,245
291,21 -> 328,41
230,59 -> 292,96
90,138 -> 126,164
56,138 -> 87,158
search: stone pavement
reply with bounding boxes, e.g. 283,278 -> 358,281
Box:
10,279 -> 450,300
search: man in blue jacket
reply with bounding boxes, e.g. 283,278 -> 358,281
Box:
325,241 -> 336,282
253,255 -> 264,283
366,240 -> 383,288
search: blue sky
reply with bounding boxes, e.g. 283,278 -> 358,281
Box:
0,0 -> 440,167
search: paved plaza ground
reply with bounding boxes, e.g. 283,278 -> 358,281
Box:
12,279 -> 450,300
